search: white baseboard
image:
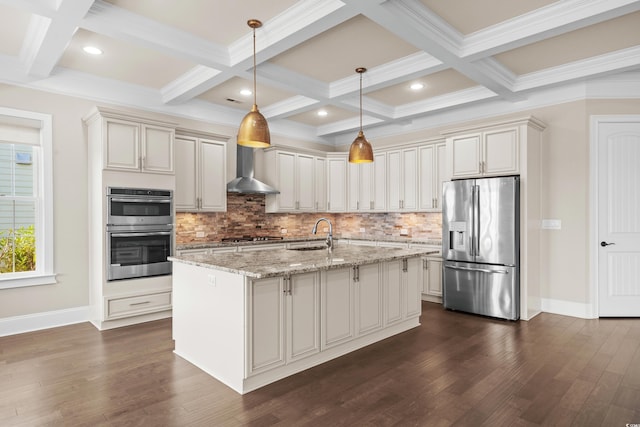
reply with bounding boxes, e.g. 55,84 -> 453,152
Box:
0,306 -> 90,337
541,298 -> 596,319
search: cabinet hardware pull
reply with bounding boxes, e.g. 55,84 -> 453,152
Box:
356,201 -> 359,210
327,202 -> 330,211
403,259 -> 408,272
130,301 -> 151,306
370,201 -> 374,210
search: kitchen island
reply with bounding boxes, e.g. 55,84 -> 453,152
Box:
170,244 -> 437,394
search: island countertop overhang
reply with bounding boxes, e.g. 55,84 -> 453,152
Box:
169,245 -> 438,279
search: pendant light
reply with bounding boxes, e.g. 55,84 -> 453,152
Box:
237,19 -> 270,148
348,67 -> 374,163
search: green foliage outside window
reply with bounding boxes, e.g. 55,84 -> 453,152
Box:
0,225 -> 36,273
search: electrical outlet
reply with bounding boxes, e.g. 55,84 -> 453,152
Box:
196,231 -> 205,238
281,228 -> 287,234
400,228 -> 409,236
359,227 -> 365,233
208,274 -> 216,287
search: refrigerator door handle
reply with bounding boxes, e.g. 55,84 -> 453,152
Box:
473,184 -> 480,257
445,264 -> 509,275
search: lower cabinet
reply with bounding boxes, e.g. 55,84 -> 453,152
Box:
421,256 -> 443,303
383,258 -> 422,324
248,272 -> 320,376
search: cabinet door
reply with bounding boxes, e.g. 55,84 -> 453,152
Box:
387,150 -> 401,211
483,127 -> 519,175
373,152 -> 386,211
315,157 -> 326,212
384,260 -> 403,325
356,263 -> 383,336
175,137 -> 198,211
435,143 -> 447,210
402,148 -> 418,211
287,272 -> 321,362
275,151 -> 297,211
347,163 -> 359,211
104,118 -> 140,171
405,258 -> 422,318
327,156 -> 347,212
248,277 -> 285,375
321,267 -> 354,349
418,144 -> 435,211
450,133 -> 481,178
360,162 -> 373,211
297,154 -> 316,211
199,139 -> 227,211
142,124 -> 174,174
427,258 -> 443,297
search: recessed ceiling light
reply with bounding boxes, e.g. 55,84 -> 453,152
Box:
240,89 -> 252,96
83,46 -> 103,55
410,82 -> 424,91
317,110 -> 328,117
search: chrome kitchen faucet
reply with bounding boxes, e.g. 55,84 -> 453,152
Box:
312,218 -> 333,252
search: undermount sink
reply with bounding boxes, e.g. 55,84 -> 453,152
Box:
288,246 -> 328,251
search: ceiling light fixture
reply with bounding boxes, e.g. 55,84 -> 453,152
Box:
83,46 -> 103,55
317,110 -> 328,117
348,67 -> 373,163
237,19 -> 270,148
410,82 -> 424,91
240,89 -> 252,96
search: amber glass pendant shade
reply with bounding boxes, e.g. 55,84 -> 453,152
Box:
348,67 -> 373,163
237,104 -> 270,148
237,19 -> 271,148
349,130 -> 373,163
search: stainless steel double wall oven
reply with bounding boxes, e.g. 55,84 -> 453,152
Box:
106,187 -> 173,281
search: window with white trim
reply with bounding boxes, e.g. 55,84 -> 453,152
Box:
0,107 -> 55,289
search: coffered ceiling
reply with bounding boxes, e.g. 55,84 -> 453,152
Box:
1,0 -> 639,145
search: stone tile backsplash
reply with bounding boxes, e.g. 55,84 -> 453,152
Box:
176,193 -> 442,243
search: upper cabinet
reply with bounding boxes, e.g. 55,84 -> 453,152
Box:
418,141 -> 446,211
387,147 -> 418,212
263,149 -> 324,213
348,161 -> 374,212
444,118 -> 545,180
86,109 -> 176,174
327,153 -> 348,213
175,135 -> 227,212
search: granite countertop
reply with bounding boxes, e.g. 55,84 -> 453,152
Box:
176,236 -> 442,251
169,245 -> 439,279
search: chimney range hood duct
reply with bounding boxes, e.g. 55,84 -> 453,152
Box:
227,145 -> 279,195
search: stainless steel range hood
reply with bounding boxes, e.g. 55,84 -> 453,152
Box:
227,145 -> 279,195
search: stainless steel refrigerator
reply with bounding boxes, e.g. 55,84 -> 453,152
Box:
442,176 -> 520,320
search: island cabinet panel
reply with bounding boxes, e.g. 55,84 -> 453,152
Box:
384,258 -> 422,324
355,263 -> 383,336
321,267 -> 355,349
248,277 -> 286,374
384,260 -> 403,325
247,272 -> 321,377
405,258 -> 422,318
287,272 -> 321,362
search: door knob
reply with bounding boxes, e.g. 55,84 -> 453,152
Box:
600,241 -> 615,247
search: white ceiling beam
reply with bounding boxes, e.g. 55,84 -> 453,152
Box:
462,0 -> 640,60
20,0 -> 95,78
261,96 -> 320,119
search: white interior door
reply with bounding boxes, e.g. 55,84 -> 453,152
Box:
597,119 -> 640,316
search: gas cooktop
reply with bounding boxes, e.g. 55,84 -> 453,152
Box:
221,236 -> 284,243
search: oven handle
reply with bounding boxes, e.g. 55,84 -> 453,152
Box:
110,231 -> 172,237
109,197 -> 172,203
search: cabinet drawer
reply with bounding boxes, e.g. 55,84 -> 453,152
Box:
106,291 -> 172,319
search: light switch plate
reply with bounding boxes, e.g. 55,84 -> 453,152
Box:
541,219 -> 562,230
400,228 -> 409,236
196,231 -> 205,238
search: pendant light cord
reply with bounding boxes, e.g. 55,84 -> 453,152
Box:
253,27 -> 257,106
359,72 -> 363,132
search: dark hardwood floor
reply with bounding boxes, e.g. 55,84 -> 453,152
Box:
1,302 -> 639,426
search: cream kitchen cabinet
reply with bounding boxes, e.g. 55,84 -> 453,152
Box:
264,150 -> 318,213
175,136 -> 227,212
423,256 -> 443,301
85,107 -> 176,174
321,262 -> 384,349
418,141 -> 447,211
383,258 -> 422,325
348,161 -> 373,212
373,152 -> 387,211
387,147 -> 418,211
247,272 -> 321,376
446,120 -> 542,178
315,157 -> 327,212
326,153 -> 348,212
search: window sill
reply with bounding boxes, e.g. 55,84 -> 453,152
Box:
0,273 -> 57,290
